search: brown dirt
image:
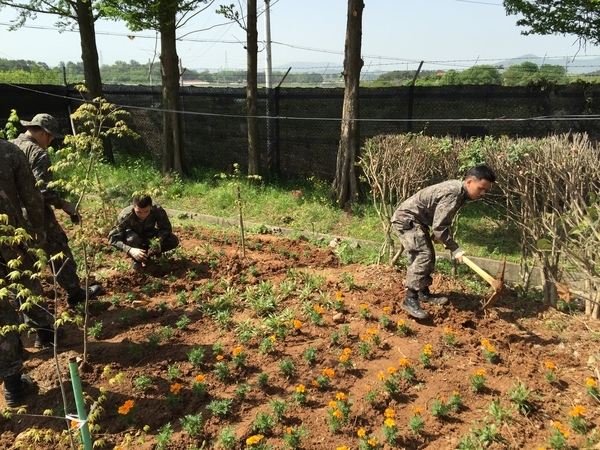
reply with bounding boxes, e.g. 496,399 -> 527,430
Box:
1,224 -> 599,450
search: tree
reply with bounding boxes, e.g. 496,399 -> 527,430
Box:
331,0 -> 364,208
105,0 -> 213,176
217,1 -> 261,177
503,0 -> 600,47
458,65 -> 503,85
503,61 -> 539,86
0,0 -> 105,100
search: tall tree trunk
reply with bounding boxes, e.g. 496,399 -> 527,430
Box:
331,0 -> 364,208
76,0 -> 115,163
246,0 -> 260,176
160,15 -> 184,176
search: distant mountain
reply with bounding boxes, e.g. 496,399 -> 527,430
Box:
494,54 -> 600,75
273,61 -> 343,74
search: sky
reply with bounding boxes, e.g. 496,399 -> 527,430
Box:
0,0 -> 597,74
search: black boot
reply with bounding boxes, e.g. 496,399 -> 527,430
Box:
402,289 -> 428,319
418,287 -> 449,305
3,373 -> 36,407
67,285 -> 104,307
34,328 -> 64,349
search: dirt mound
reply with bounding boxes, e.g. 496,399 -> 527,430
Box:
1,225 -> 598,449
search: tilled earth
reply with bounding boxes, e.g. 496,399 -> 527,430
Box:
1,224 -> 599,450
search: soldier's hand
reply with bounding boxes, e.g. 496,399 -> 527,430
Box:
451,247 -> 465,263
148,242 -> 161,257
128,248 -> 147,262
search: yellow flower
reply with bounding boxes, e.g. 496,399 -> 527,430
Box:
544,361 -> 556,370
232,346 -> 243,356
384,418 -> 395,428
384,408 -> 395,418
586,377 -> 597,387
423,343 -> 433,355
336,392 -> 348,402
343,347 -> 352,355
296,384 -> 306,393
246,434 -> 264,445
397,319 -> 405,326
383,306 -> 391,313
569,405 -> 586,417
216,354 -> 224,361
360,303 -> 369,310
367,438 -> 378,446
453,390 -> 460,396
335,291 -> 344,300
474,369 -> 486,376
322,368 -> 335,378
269,335 -> 277,342
444,326 -> 457,334
329,400 -> 338,409
412,407 -> 423,415
387,366 -> 397,374
195,374 -> 205,383
333,409 -> 343,419
357,428 -> 366,437
398,358 -> 411,367
366,327 -> 377,335
313,304 -> 325,314
377,372 -> 385,380
336,447 -> 349,450
481,339 -> 490,347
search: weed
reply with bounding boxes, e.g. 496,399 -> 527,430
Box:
470,418 -> 502,447
488,398 -> 512,424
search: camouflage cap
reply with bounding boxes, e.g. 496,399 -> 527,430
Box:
20,113 -> 64,139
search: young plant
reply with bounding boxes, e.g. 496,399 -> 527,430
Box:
506,381 -> 536,415
193,374 -> 207,397
313,368 -> 334,389
257,372 -> 270,389
398,358 -> 415,382
420,343 -> 433,368
167,382 -> 182,408
365,386 -> 380,405
302,346 -> 317,365
443,326 -> 458,346
567,404 -> 587,434
214,360 -> 231,381
269,399 -> 289,422
176,315 -> 191,330
548,421 -> 569,450
278,358 -> 295,378
167,364 -> 180,381
188,346 -> 206,368
258,335 -> 277,355
155,423 -> 174,450
133,375 -> 153,391
217,426 -> 237,450
292,384 -> 307,405
488,398 -> 512,425
481,339 -> 498,363
357,430 -> 382,450
252,411 -> 276,434
339,347 -> 354,370
431,396 -> 451,418
409,407 -> 425,436
207,398 -> 233,417
88,321 -> 103,339
586,377 -> 599,400
379,368 -> 399,396
117,399 -> 135,424
359,303 -> 371,320
231,346 -> 247,368
234,382 -> 251,400
449,390 -> 463,412
544,361 -> 558,384
396,319 -> 410,337
283,426 -> 308,450
382,408 -> 398,446
180,413 -> 204,437
379,306 -> 392,328
469,369 -> 487,393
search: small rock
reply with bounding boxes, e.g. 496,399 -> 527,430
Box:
332,313 -> 345,323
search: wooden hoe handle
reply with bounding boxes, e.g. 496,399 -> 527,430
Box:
462,256 -> 497,288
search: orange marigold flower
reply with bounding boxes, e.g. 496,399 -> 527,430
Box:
545,361 -> 556,371
377,372 -> 385,380
313,304 -> 325,314
170,382 -> 182,395
569,405 -> 586,417
340,354 -> 349,363
296,384 -> 306,393
413,407 -> 423,415
343,347 -> 352,355
246,434 -> 264,445
329,400 -> 338,409
70,420 -> 79,429
384,418 -> 395,428
444,326 -> 457,334
367,438 -> 378,446
195,374 -> 205,383
586,377 -> 597,387
357,428 -> 366,437
365,385 -> 372,392
292,319 -> 302,329
118,399 -> 134,415
360,333 -> 371,341
333,409 -> 343,419
216,354 -> 224,361
286,427 -> 293,435
336,392 -> 348,402
360,303 -> 369,310
232,346 -> 243,356
366,327 -> 378,335
383,306 -> 391,313
481,339 -> 490,347
398,358 -> 411,367
335,291 -> 344,300
384,408 -> 395,418
423,343 -> 433,355
322,368 -> 335,378
387,366 -> 397,374
474,369 -> 486,376
312,380 -> 320,387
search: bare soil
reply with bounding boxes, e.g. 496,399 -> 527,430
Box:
1,223 -> 599,450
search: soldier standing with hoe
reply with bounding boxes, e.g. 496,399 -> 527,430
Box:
391,165 -> 496,319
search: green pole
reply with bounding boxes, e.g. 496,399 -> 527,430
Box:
68,357 -> 93,450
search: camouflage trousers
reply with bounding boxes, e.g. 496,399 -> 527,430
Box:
0,245 -> 54,378
43,205 -> 81,296
124,230 -> 179,254
392,220 -> 436,292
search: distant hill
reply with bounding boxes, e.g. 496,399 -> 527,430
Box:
493,54 -> 600,75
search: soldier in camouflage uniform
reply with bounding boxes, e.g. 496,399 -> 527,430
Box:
108,194 -> 179,272
391,165 -> 496,319
0,139 -> 54,406
13,114 -> 103,308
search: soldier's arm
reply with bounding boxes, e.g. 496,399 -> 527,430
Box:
108,212 -> 132,253
15,150 -> 45,230
31,151 -> 64,209
154,206 -> 173,242
431,195 -> 461,252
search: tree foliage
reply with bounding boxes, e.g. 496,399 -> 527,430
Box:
503,0 -> 598,47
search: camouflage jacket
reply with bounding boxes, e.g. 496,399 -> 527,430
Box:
12,133 -> 64,209
108,204 -> 173,252
0,139 -> 44,230
391,180 -> 470,252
